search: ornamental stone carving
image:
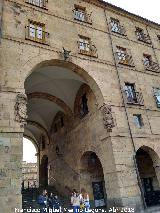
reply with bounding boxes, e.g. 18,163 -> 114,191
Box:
15,93 -> 28,127
100,103 -> 115,132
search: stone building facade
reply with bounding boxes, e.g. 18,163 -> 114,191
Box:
22,161 -> 38,189
0,0 -> 160,212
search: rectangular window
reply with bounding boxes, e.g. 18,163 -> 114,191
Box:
153,88 -> 160,108
116,46 -> 127,61
143,54 -> 152,66
135,27 -> 151,44
79,36 -> 91,52
124,83 -> 137,103
74,6 -> 86,22
26,20 -> 47,43
133,114 -> 143,128
136,27 -> 145,40
26,0 -> 46,8
111,18 -> 121,33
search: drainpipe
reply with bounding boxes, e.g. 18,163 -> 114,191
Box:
0,0 -> 4,42
103,9 -> 147,209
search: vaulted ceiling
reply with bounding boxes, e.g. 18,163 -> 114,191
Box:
24,65 -> 86,144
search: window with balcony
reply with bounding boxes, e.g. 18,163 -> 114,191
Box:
143,54 -> 160,72
80,93 -> 89,118
133,114 -> 143,128
73,5 -> 92,24
25,0 -> 47,9
135,27 -> 151,44
124,83 -> 144,105
25,21 -> 49,44
116,46 -> 134,66
110,18 -> 126,36
78,36 -> 97,57
153,88 -> 160,108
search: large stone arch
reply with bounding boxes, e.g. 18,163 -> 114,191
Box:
22,56 -> 105,107
79,150 -> 107,208
136,145 -> 160,185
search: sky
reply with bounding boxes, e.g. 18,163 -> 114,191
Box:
104,0 -> 160,24
23,0 -> 160,163
23,138 -> 37,163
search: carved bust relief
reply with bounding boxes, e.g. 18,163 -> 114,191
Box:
15,93 -> 28,127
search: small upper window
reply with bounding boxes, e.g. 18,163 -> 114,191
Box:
79,36 -> 90,52
153,88 -> 160,108
73,5 -> 92,24
26,20 -> 49,44
116,46 -> 127,61
143,54 -> 152,66
111,19 -> 120,33
78,36 -> 97,57
26,0 -> 47,9
74,6 -> 86,22
135,27 -> 151,44
80,93 -> 89,118
110,18 -> 126,35
133,114 -> 143,128
116,46 -> 134,67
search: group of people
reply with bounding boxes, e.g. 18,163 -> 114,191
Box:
38,189 -> 61,212
71,188 -> 90,213
38,188 -> 90,213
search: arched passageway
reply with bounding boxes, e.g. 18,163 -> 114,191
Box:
80,151 -> 107,208
136,146 -> 160,206
23,59 -> 110,208
22,137 -> 39,189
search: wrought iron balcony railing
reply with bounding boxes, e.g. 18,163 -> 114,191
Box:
144,61 -> 160,73
73,9 -> 92,24
124,91 -> 144,106
25,26 -> 49,44
25,0 -> 47,8
116,53 -> 135,67
136,32 -> 152,44
78,41 -> 98,57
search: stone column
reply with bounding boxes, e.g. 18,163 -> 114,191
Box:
0,90 -> 27,213
101,136 -> 144,212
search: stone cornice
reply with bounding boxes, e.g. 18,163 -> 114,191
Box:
83,0 -> 160,30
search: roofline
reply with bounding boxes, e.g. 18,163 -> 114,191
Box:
84,0 -> 160,29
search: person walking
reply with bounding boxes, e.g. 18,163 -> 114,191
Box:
48,193 -> 61,211
80,188 -> 90,213
71,189 -> 81,213
38,189 -> 48,213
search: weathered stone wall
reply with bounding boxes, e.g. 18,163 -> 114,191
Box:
0,0 -> 160,212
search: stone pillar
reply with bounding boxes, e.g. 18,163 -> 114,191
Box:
104,136 -> 144,211
0,90 -> 27,213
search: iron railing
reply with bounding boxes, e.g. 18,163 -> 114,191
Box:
136,31 -> 152,44
73,9 -> 92,24
124,90 -> 144,105
116,52 -> 134,67
144,61 -> 160,73
78,41 -> 97,57
25,26 -> 49,44
25,0 -> 47,8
